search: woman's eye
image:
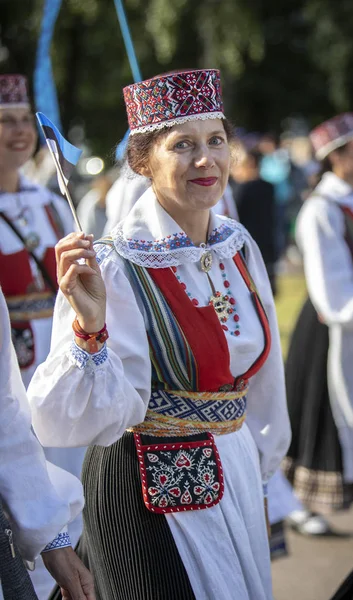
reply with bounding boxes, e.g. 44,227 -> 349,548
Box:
209,136 -> 223,146
174,141 -> 189,150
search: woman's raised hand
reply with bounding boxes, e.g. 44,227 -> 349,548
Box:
56,233 -> 107,333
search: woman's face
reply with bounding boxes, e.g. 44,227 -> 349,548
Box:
0,106 -> 37,172
142,118 -> 230,216
340,141 -> 353,176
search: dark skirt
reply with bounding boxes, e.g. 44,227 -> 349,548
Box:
283,297 -> 353,514
50,432 -> 195,600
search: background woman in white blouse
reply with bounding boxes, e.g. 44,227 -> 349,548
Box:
29,69 -> 290,600
284,113 -> 353,534
0,286 -> 94,600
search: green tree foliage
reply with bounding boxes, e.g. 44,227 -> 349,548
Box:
304,0 -> 353,115
0,0 -> 352,158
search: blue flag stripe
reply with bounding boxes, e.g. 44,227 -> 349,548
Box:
42,126 -> 76,184
36,112 -> 82,168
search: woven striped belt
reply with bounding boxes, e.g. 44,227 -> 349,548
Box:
129,386 -> 248,437
6,292 -> 55,321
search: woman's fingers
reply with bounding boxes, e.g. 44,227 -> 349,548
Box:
58,248 -> 96,279
54,233 -> 106,328
56,233 -> 97,281
60,263 -> 97,296
84,253 -> 100,272
56,233 -> 94,263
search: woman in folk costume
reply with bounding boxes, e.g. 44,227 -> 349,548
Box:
284,114 -> 353,534
29,69 -> 290,600
0,75 -> 71,385
0,74 -> 86,598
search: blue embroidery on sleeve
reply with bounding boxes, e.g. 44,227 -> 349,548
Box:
42,531 -> 71,553
69,341 -> 108,370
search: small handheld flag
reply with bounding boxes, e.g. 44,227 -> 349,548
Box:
36,112 -> 82,231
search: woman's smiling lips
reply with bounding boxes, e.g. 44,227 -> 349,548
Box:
8,141 -> 31,152
188,177 -> 218,187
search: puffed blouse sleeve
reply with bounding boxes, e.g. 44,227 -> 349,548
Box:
28,246 -> 152,447
296,197 -> 353,328
0,287 -> 83,561
242,234 -> 291,487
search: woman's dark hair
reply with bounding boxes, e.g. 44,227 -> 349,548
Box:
126,118 -> 235,175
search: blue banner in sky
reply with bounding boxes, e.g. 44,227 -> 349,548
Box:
113,0 -> 142,160
34,0 -> 142,158
34,0 -> 63,135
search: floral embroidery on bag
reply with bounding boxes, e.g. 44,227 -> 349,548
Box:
135,434 -> 224,513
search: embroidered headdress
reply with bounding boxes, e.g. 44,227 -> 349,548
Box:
310,113 -> 353,160
0,74 -> 30,109
123,69 -> 225,135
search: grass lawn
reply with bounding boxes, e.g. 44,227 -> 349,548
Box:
275,274 -> 307,359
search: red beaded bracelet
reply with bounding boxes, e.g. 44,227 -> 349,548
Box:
72,318 -> 109,353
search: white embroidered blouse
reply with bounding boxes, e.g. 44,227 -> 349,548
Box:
0,175 -> 74,386
28,188 -> 291,485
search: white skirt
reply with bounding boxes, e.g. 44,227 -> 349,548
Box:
166,424 -> 273,600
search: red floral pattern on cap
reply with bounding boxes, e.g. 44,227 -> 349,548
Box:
123,69 -> 224,133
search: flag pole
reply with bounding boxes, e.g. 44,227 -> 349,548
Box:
47,145 -> 82,232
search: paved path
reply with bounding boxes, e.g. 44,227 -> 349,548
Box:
272,507 -> 353,600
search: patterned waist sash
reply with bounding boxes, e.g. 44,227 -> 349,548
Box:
130,386 -> 248,437
6,291 -> 55,321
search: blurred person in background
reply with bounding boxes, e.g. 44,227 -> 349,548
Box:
103,167 -> 149,233
229,147 -> 277,295
0,74 -> 86,598
283,113 -> 353,535
0,286 -> 94,600
77,170 -> 116,239
258,133 -> 293,259
288,135 -> 320,201
280,135 -> 310,249
228,144 -> 298,556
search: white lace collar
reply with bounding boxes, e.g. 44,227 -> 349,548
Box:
111,187 -> 245,268
315,172 -> 353,209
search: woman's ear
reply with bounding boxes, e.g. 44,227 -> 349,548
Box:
139,164 -> 152,179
